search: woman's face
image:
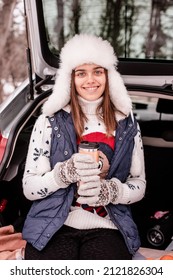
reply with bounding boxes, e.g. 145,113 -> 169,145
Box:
74,63 -> 106,101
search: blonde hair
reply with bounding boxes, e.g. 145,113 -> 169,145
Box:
70,70 -> 118,139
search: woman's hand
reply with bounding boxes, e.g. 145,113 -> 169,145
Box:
54,153 -> 100,187
77,178 -> 119,206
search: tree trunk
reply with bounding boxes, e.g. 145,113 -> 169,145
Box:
55,0 -> 64,49
0,0 -> 17,58
145,0 -> 169,58
0,0 -> 17,103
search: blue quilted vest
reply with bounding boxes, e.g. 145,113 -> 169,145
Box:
22,110 -> 140,255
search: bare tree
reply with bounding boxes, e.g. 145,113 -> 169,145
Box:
100,0 -> 122,53
71,0 -> 80,35
0,0 -> 17,103
55,0 -> 64,49
67,0 -> 81,38
0,0 -> 27,103
3,30 -> 27,87
145,0 -> 171,58
0,0 -> 17,58
124,0 -> 135,58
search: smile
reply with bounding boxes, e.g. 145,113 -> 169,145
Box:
83,86 -> 99,92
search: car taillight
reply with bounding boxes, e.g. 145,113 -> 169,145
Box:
0,132 -> 8,163
0,199 -> 8,213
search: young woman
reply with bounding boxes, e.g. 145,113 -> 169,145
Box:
22,34 -> 146,260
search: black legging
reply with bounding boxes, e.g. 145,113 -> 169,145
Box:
25,225 -> 132,260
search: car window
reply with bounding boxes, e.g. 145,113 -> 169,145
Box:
29,0 -> 173,77
42,0 -> 173,61
131,95 -> 173,121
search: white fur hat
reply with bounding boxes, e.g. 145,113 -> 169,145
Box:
42,34 -> 132,116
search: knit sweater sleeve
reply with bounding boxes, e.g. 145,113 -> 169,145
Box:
111,124 -> 146,205
22,114 -> 66,201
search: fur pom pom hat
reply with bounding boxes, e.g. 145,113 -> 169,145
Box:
42,34 -> 132,116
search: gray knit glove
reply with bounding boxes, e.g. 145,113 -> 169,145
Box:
77,178 -> 119,206
54,153 -> 100,187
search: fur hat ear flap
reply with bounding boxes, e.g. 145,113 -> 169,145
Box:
108,67 -> 132,116
42,68 -> 71,115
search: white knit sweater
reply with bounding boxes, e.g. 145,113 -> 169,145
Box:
23,97 -> 146,230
